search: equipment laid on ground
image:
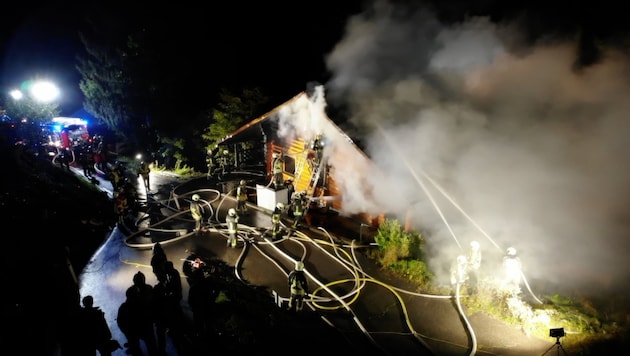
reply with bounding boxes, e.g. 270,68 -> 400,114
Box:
541,328 -> 568,356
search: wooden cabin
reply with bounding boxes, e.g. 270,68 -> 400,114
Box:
216,84 -> 384,228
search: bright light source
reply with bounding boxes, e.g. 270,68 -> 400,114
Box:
10,89 -> 23,100
136,153 -> 143,160
30,81 -> 60,102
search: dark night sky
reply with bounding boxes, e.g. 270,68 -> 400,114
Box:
0,0 -> 626,114
1,0 -> 629,116
0,1 -> 366,116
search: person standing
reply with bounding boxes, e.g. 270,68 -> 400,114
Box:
117,288 -> 142,355
271,203 -> 284,240
205,150 -> 215,180
287,261 -> 309,312
236,180 -> 248,214
467,241 -> 482,294
122,271 -> 159,356
311,133 -> 324,169
502,247 -> 522,297
225,208 -> 239,248
138,161 -> 151,192
450,255 -> 469,295
114,188 -> 129,225
150,242 -> 168,283
271,152 -> 284,190
78,146 -> 93,178
80,295 -> 119,356
291,191 -> 307,229
190,194 -> 204,234
153,261 -> 185,354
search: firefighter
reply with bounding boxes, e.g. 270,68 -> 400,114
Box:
205,150 -> 215,180
271,152 -> 284,190
291,191 -> 308,229
114,188 -> 129,225
138,161 -> 151,192
236,180 -> 248,214
226,208 -> 239,248
310,133 -> 324,169
450,255 -> 469,295
287,261 -> 309,312
271,202 -> 284,240
502,247 -> 522,296
190,194 -> 204,234
468,241 -> 482,294
218,149 -> 231,177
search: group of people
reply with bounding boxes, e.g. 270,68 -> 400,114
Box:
206,149 -> 233,180
116,243 -> 186,355
450,242 -> 523,297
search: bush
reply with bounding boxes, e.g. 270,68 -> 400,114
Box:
373,218 -> 433,289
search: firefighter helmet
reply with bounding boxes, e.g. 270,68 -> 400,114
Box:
192,194 -> 200,201
223,150 -> 229,155
276,202 -> 285,210
228,208 -> 236,217
506,247 -> 517,256
296,261 -> 304,271
240,180 -> 246,186
470,241 -> 480,250
272,152 -> 279,158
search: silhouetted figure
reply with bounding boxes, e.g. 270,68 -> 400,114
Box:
188,278 -> 217,342
57,147 -> 71,171
119,271 -> 159,355
150,242 -> 168,282
81,295 -> 119,356
78,146 -> 93,178
60,297 -> 92,355
153,261 -> 185,354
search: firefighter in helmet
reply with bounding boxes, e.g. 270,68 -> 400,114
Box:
271,152 -> 284,190
291,191 -> 308,229
311,133 -> 324,168
502,247 -> 522,296
271,202 -> 284,240
450,255 -> 469,295
287,261 -> 309,312
226,208 -> 239,248
190,194 -> 204,234
236,180 -> 248,214
467,241 -> 482,294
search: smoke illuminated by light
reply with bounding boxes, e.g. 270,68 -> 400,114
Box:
319,1 -> 630,299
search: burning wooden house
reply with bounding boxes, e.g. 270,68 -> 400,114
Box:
215,84 -> 384,227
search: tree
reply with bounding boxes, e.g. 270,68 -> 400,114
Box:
76,4 -> 156,149
3,96 -> 60,123
201,87 -> 269,152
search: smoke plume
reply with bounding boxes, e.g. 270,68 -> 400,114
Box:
322,1 -> 630,298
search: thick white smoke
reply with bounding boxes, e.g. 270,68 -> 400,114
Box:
322,1 -> 630,298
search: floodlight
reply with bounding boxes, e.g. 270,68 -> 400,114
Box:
549,327 -> 565,338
